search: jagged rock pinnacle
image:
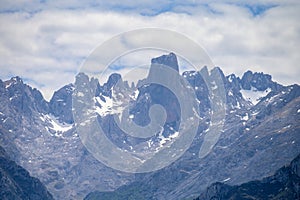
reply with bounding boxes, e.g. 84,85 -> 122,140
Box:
150,52 -> 179,72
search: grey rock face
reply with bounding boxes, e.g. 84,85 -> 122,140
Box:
4,77 -> 49,116
49,84 -> 74,124
151,52 -> 179,72
240,70 -> 281,91
133,53 -> 181,129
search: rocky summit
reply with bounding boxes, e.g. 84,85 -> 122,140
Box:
0,53 -> 299,199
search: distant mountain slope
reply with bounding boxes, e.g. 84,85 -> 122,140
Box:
0,53 -> 299,200
194,153 -> 300,200
0,75 -> 134,199
83,53 -> 300,200
0,145 -> 54,200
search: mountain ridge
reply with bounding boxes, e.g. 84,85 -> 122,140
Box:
0,53 -> 299,199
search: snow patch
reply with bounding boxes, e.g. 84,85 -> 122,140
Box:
242,113 -> 249,121
240,87 -> 271,105
5,81 -> 16,89
94,96 -> 113,117
129,114 -> 134,119
39,116 -> 45,122
133,90 -> 139,100
95,88 -> 137,117
9,96 -> 15,101
159,131 -> 179,146
42,114 -> 73,133
77,92 -> 84,97
252,111 -> 260,116
278,124 -> 291,133
189,71 -> 197,77
147,140 -> 152,148
235,101 -> 241,109
79,119 -> 92,127
266,93 -> 280,103
211,81 -> 218,90
3,118 -> 8,123
222,177 -> 231,182
49,118 -> 73,133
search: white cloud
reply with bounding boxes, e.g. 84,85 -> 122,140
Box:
0,1 -> 299,100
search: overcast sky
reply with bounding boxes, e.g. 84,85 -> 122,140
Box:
0,0 -> 299,100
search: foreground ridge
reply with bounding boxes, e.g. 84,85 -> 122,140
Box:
0,146 -> 54,200
194,153 -> 300,200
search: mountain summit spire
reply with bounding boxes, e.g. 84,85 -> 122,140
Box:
147,52 -> 179,83
150,52 -> 179,72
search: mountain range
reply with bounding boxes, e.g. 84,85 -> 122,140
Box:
0,53 -> 299,199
